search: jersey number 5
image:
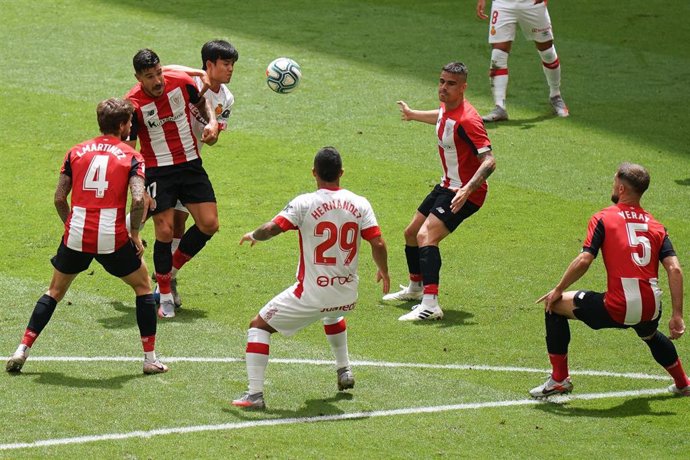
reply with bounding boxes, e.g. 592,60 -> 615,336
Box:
83,155 -> 110,198
626,222 -> 651,267
314,221 -> 359,266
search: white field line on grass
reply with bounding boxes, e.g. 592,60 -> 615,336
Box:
0,388 -> 669,451
31,356 -> 669,381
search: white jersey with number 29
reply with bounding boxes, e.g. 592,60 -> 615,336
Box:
272,187 -> 382,307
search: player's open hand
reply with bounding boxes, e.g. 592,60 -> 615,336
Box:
450,187 -> 469,213
397,101 -> 413,121
669,315 -> 686,340
377,270 -> 390,294
131,235 -> 145,258
476,0 -> 489,20
239,232 -> 257,247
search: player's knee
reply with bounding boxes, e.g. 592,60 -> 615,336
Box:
491,48 -> 509,68
403,225 -> 418,242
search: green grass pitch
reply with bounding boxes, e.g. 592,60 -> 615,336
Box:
1,0 -> 689,458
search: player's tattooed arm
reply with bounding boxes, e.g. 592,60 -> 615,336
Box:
240,221 -> 284,246
128,176 -> 146,234
54,173 -> 72,223
465,150 -> 496,192
449,150 -> 495,213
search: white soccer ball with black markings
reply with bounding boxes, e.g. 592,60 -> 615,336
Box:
266,57 -> 302,94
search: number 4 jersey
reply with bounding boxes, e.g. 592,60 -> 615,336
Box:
272,187 -> 382,306
583,203 -> 676,325
60,135 -> 145,254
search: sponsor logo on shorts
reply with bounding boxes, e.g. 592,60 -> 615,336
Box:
263,306 -> 279,321
320,302 -> 356,313
532,26 -> 552,33
436,207 -> 445,214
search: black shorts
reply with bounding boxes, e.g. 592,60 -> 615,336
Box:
51,240 -> 142,278
146,158 -> 216,215
573,290 -> 660,338
417,184 -> 481,233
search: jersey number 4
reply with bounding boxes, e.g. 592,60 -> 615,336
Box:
314,221 -> 359,266
83,155 -> 110,198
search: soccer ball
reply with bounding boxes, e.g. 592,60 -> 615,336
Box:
266,57 -> 302,94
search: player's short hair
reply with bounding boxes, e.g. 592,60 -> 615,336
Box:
442,62 -> 468,80
201,40 -> 239,70
617,162 -> 650,195
97,98 -> 134,135
133,48 -> 160,74
314,146 -> 342,183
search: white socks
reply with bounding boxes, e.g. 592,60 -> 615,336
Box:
538,46 -> 561,98
246,327 -> 271,394
490,48 -> 510,108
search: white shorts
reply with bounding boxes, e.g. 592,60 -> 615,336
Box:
174,200 -> 188,213
488,1 -> 553,43
259,287 -> 356,337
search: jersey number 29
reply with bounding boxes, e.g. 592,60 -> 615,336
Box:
314,221 -> 359,266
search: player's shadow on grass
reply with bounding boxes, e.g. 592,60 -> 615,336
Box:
675,178 -> 690,186
225,392 -> 358,420
98,301 -> 208,329
16,371 -> 146,390
483,114 -> 553,130
533,394 -> 676,418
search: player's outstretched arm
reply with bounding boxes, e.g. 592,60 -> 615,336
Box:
163,65 -> 211,97
54,173 -> 72,224
536,252 -> 594,313
663,255 -> 685,339
368,236 -> 390,293
197,96 -> 219,145
396,101 -> 439,124
240,221 -> 284,247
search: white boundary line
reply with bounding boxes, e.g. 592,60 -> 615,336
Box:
0,388 -> 669,451
30,356 -> 669,381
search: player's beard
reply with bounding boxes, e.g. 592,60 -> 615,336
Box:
611,193 -> 619,204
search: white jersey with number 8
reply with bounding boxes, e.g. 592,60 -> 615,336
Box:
272,187 -> 381,307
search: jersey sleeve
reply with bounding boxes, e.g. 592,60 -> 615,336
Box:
359,197 -> 381,241
582,214 -> 605,257
459,115 -> 492,155
130,152 -> 145,179
60,149 -> 73,177
273,194 -> 307,230
217,91 -> 234,131
127,112 -> 140,142
659,234 -> 677,260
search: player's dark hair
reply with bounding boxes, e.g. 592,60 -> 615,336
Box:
617,162 -> 650,195
201,40 -> 239,70
314,146 -> 342,183
133,48 -> 160,74
442,62 -> 468,79
97,98 -> 134,135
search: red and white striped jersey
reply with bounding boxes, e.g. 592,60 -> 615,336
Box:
125,70 -> 201,168
60,135 -> 145,254
436,100 -> 492,206
583,203 -> 676,325
272,187 -> 381,306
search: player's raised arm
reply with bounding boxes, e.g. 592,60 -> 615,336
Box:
163,65 -> 211,97
396,101 -> 439,124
